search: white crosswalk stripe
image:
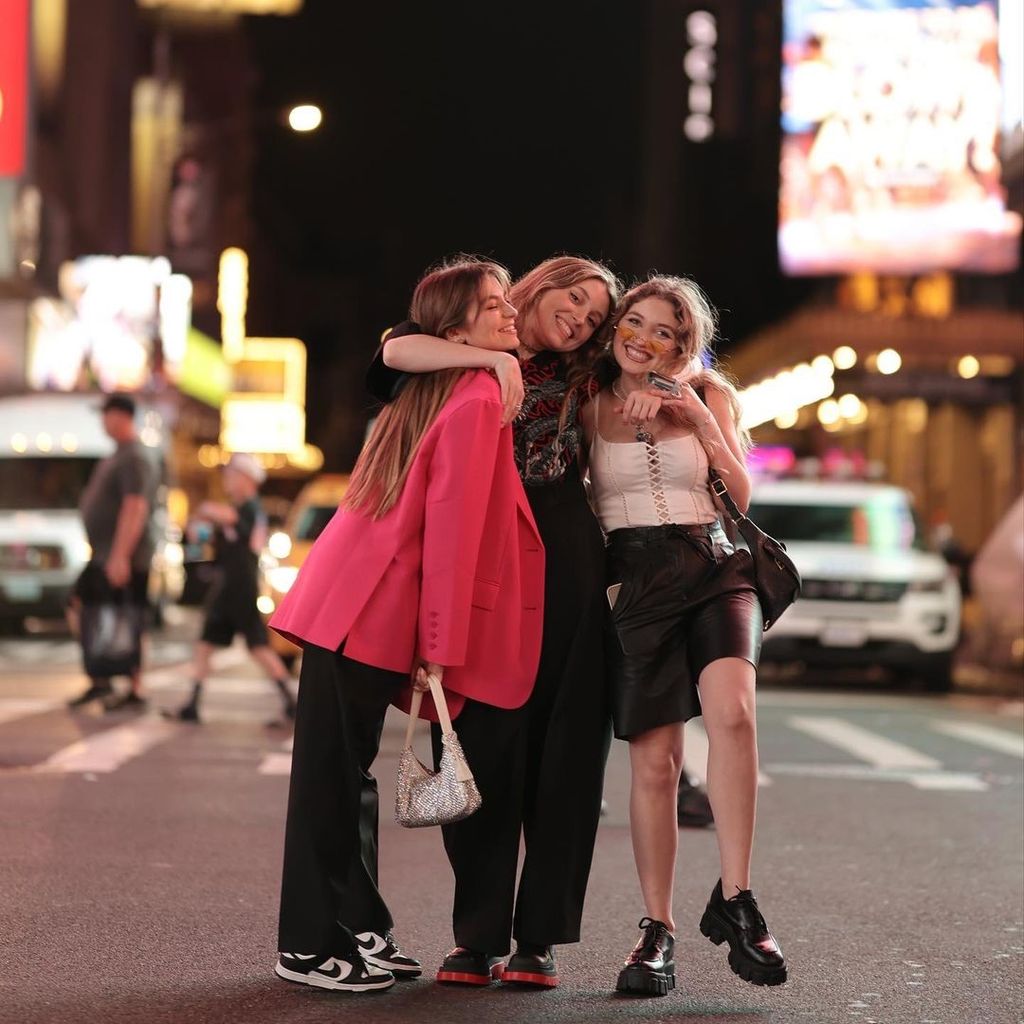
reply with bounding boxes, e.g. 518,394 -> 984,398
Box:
34,718 -> 177,774
259,735 -> 293,775
0,698 -> 60,725
788,716 -> 941,770
782,715 -> 988,791
931,720 -> 1024,759
2,695 -> 1020,786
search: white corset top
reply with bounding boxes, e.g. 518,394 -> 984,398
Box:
588,393 -> 719,532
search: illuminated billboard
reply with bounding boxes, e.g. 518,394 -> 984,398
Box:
780,0 -> 1021,275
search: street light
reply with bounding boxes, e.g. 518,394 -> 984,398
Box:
288,104 -> 322,133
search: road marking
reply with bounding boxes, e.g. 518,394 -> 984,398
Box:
0,698 -> 59,725
34,718 -> 176,774
931,721 -> 1024,759
764,763 -> 988,791
259,734 -> 293,775
684,720 -> 772,787
788,716 -> 941,770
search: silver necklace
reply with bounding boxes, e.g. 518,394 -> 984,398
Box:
611,380 -> 655,445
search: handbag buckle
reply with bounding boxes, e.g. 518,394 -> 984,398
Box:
710,477 -> 729,498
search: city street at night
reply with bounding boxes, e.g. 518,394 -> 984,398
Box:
2,626 -> 1021,1024
1,1 -> 1023,1022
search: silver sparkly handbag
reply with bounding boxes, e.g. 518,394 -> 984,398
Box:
394,672 -> 482,828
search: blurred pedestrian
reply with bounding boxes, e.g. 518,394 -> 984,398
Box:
270,258 -> 545,994
67,393 -> 157,711
165,453 -> 295,725
582,276 -> 787,995
677,770 -> 714,829
373,255 -> 619,988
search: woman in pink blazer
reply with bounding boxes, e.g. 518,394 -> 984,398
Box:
270,258 -> 544,995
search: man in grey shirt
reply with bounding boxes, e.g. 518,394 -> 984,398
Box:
68,393 -> 158,709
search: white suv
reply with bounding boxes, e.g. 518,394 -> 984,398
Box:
749,480 -> 961,691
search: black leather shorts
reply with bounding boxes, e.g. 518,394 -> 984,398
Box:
605,522 -> 761,740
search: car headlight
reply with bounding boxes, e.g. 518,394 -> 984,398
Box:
907,577 -> 946,594
268,531 -> 292,560
267,565 -> 299,594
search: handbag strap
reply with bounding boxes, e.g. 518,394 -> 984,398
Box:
708,467 -> 748,526
402,671 -> 455,749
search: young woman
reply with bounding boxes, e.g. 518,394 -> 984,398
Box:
371,255 -> 619,987
269,258 -> 545,994
581,276 -> 787,996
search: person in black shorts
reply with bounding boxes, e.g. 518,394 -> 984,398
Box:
165,453 -> 296,724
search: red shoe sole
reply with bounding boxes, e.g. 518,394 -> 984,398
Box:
436,963 -> 505,985
502,970 -> 559,988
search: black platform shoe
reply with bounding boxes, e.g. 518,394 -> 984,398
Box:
699,879 -> 787,987
436,947 -> 505,985
503,944 -> 558,988
615,917 -> 676,996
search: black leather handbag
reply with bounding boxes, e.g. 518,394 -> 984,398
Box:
709,468 -> 801,630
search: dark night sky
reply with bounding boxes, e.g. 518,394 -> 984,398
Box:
238,0 -> 815,469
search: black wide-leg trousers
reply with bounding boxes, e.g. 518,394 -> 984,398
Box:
432,473 -> 612,955
277,644 -> 403,956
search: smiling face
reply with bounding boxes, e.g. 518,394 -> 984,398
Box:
522,277 -> 610,354
611,296 -> 684,377
452,274 -> 519,352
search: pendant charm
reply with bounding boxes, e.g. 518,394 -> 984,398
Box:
636,426 -> 655,445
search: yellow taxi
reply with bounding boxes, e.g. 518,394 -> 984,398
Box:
259,473 -> 350,664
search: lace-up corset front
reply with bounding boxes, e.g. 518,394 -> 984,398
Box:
588,391 -> 719,533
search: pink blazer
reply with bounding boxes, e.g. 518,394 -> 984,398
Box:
270,371 -> 544,719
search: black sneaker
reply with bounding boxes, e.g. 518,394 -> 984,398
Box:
436,947 -> 505,985
161,702 -> 200,723
67,682 -> 113,709
502,944 -> 558,988
103,692 -> 147,713
275,952 -> 394,992
616,917 -> 676,997
355,930 -> 422,978
699,879 -> 787,987
677,772 -> 714,828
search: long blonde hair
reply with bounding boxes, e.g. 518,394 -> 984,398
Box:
602,274 -> 751,452
345,257 -> 512,518
509,255 -> 620,428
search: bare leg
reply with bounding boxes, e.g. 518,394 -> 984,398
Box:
192,640 -> 216,683
251,644 -> 292,683
698,657 -> 758,896
627,722 -> 685,931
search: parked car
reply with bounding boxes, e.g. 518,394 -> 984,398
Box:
259,473 -> 350,665
750,479 -> 961,691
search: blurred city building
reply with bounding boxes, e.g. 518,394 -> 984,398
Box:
0,0 -> 316,533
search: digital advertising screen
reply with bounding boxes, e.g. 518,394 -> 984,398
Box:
780,0 -> 1021,276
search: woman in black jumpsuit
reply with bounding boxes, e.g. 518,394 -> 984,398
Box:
369,255 -> 619,987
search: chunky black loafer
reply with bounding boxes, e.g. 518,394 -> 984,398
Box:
503,944 -> 559,988
615,917 -> 676,996
699,879 -> 788,986
436,947 -> 505,985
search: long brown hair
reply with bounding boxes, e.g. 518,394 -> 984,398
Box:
344,257 -> 512,518
509,255 -> 620,427
601,274 -> 751,452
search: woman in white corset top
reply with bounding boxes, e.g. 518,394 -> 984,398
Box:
581,276 -> 787,996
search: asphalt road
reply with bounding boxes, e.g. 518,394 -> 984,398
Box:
1,626 -> 1022,1024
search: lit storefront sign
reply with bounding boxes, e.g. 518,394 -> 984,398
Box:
683,10 -> 717,143
780,0 -> 1022,275
216,247 -> 319,465
136,0 -> 302,12
0,0 -> 29,177
26,256 -> 195,394
739,357 -> 836,430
